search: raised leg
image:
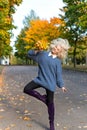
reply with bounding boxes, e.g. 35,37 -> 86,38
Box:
24,89 -> 47,104
23,81 -> 47,104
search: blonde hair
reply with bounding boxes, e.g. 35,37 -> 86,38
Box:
49,38 -> 70,59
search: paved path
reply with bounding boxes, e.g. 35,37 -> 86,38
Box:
0,66 -> 87,130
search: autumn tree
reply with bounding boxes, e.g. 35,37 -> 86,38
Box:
23,17 -> 62,50
0,0 -> 11,57
59,0 -> 87,67
0,0 -> 22,57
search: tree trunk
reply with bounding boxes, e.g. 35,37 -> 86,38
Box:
86,52 -> 87,65
73,41 -> 77,68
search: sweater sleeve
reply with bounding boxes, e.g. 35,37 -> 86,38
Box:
27,50 -> 39,62
56,60 -> 64,88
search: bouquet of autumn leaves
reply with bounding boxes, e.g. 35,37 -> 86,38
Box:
34,40 -> 49,51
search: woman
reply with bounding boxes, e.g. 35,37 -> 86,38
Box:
23,38 -> 70,130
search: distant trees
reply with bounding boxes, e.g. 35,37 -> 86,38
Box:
14,1 -> 87,66
15,10 -> 63,64
59,0 -> 87,67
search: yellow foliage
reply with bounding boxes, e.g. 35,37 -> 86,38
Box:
34,40 -> 49,50
50,17 -> 62,25
24,18 -> 63,50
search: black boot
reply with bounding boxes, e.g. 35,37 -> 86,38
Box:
24,89 -> 47,104
47,102 -> 55,130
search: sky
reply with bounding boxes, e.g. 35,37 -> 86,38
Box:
11,0 -> 65,46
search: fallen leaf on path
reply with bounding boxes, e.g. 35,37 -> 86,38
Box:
19,96 -> 25,101
24,110 -> 29,114
0,88 -> 2,92
78,126 -> 82,128
5,127 -> 10,130
0,109 -> 5,112
23,116 -> 31,121
10,124 -> 16,127
56,123 -> 60,126
63,126 -> 67,130
0,116 -> 4,119
18,116 -> 22,119
83,126 -> 87,128
27,124 -> 32,127
16,110 -> 20,113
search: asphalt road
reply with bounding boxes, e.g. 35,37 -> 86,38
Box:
0,66 -> 87,130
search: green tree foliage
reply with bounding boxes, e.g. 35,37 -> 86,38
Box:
15,10 -> 39,64
23,9 -> 39,28
59,0 -> 87,67
15,29 -> 27,58
0,0 -> 22,57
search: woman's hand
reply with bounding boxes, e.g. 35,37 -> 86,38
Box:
34,50 -> 40,54
62,87 -> 67,92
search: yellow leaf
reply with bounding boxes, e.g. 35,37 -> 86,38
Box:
23,116 -> 31,121
27,124 -> 32,127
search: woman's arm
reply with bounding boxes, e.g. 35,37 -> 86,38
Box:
27,50 -> 39,62
56,60 -> 64,88
56,60 -> 67,92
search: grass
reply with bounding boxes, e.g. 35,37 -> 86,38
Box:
63,64 -> 87,72
0,64 -> 87,74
